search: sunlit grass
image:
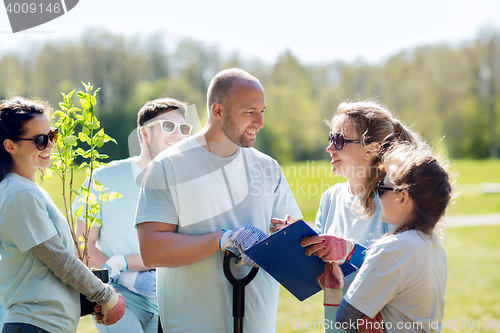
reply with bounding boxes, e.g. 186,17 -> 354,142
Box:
281,159 -> 500,221
441,225 -> 500,332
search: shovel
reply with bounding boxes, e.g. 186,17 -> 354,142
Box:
223,250 -> 259,333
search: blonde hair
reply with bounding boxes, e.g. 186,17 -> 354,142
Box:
383,144 -> 452,236
327,99 -> 423,216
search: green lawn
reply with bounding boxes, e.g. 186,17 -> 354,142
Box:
36,159 -> 500,333
281,159 -> 500,221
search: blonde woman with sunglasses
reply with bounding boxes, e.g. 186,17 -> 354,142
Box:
0,97 -> 125,333
300,100 -> 423,332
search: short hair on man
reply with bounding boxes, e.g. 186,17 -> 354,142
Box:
206,68 -> 260,111
137,98 -> 188,127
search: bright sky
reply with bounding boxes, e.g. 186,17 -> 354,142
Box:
0,0 -> 499,64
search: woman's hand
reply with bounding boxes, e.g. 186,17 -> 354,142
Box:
270,214 -> 295,233
301,234 -> 355,264
358,313 -> 384,333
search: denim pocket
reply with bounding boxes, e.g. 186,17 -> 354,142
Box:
1,323 -> 20,333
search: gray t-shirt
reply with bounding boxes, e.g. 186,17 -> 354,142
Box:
136,136 -> 302,332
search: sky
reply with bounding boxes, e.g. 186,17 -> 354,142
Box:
0,0 -> 499,64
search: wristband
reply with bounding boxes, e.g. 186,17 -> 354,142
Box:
123,255 -> 128,271
219,229 -> 229,250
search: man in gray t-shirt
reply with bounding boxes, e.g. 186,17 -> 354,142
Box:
136,68 -> 302,332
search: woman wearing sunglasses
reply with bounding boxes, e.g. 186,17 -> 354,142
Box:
0,97 -> 125,333
336,144 -> 450,332
300,100 -> 423,332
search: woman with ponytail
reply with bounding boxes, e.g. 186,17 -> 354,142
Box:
300,100 -> 423,332
0,97 -> 125,333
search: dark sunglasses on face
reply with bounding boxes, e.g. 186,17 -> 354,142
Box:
146,120 -> 193,136
328,132 -> 361,150
18,128 -> 59,151
377,180 -> 402,197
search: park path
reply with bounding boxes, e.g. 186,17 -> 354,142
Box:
443,213 -> 500,227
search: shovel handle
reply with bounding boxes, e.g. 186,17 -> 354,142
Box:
223,251 -> 259,286
223,250 -> 259,333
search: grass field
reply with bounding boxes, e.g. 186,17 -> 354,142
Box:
37,158 -> 500,333
281,159 -> 500,221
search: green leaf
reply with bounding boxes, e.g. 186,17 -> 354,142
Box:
94,218 -> 102,228
88,121 -> 100,129
92,181 -> 103,192
103,134 -> 117,144
95,137 -> 105,148
80,187 -> 90,197
76,114 -> 85,123
63,135 -> 78,145
81,81 -> 90,91
86,193 -> 98,204
108,191 -> 123,201
84,215 -> 95,226
74,205 -> 83,218
53,111 -> 66,119
80,97 -> 91,110
78,132 -> 90,144
82,125 -> 90,136
75,148 -> 86,155
78,162 -> 89,169
42,168 -> 53,181
88,206 -> 99,216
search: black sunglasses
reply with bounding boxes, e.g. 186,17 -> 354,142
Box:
328,132 -> 361,150
377,180 -> 402,197
18,128 -> 59,151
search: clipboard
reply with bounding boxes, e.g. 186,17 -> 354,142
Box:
245,220 -> 365,301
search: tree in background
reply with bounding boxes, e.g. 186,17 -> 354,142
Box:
0,28 -> 499,161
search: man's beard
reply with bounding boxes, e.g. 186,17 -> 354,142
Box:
221,112 -> 256,148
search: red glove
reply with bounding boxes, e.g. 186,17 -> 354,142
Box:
318,262 -> 345,306
301,235 -> 355,306
358,313 -> 384,333
301,234 -> 355,264
94,291 -> 125,326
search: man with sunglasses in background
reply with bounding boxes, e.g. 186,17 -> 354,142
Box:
72,98 -> 192,333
